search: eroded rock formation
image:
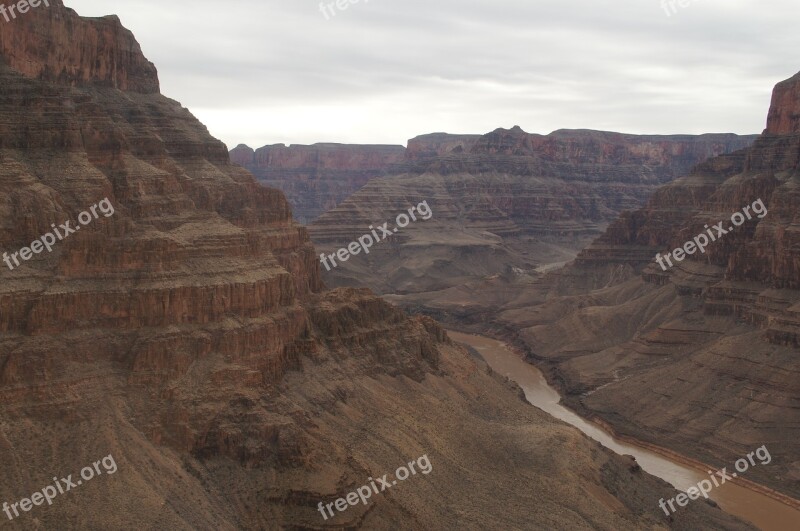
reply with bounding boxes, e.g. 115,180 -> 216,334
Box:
0,0 -> 159,93
233,127 -> 756,228
308,126 -> 757,295
231,143 -> 406,223
405,73 -> 800,501
0,2 -> 757,529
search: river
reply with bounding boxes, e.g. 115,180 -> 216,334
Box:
447,330 -> 800,531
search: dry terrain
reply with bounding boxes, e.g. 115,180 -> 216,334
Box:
0,2 -> 760,529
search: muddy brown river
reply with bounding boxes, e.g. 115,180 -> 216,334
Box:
448,330 -> 800,531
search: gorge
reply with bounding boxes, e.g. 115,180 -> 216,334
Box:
449,330 -> 800,531
300,69 -> 800,519
0,1 -> 766,529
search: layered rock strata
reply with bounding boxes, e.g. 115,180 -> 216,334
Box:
230,143 -> 406,223
409,73 -> 800,501
308,127 -> 757,295
234,128 -> 756,228
0,2 -> 759,529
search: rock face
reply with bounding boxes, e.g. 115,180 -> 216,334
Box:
409,126 -> 756,183
231,142 -> 406,223
766,72 -> 800,135
233,128 -> 756,227
308,126 -> 757,296
0,0 -> 159,93
0,2 -> 758,530
405,132 -> 481,160
411,73 -> 800,501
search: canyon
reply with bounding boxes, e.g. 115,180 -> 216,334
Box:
0,1 -> 761,529
304,127 -> 757,296
233,129 -> 757,230
319,71 -> 800,506
230,143 -> 406,224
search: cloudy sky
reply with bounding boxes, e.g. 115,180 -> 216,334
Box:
68,0 -> 798,149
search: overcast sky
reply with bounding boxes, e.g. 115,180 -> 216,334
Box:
67,0 -> 798,149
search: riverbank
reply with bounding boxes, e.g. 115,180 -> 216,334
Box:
447,329 -> 800,531
586,416 -> 800,512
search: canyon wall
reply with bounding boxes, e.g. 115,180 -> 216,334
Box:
307,126 -> 757,295
405,132 -> 482,159
0,2 -> 757,529
0,0 -> 159,93
412,73 -> 800,500
232,128 -> 756,227
230,142 -> 406,223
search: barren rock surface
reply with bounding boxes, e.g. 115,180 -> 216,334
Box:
0,2 -> 759,530
390,73 -> 800,502
231,143 -> 406,223
309,126 -> 757,296
233,125 -> 756,229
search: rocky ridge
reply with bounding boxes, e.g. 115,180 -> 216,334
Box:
230,142 -> 406,223
0,2 -> 758,529
307,126 -> 757,295
403,73 -> 800,501
233,128 -> 757,228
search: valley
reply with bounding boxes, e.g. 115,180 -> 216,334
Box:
274,71 -> 800,529
448,330 -> 800,531
0,1 -> 796,529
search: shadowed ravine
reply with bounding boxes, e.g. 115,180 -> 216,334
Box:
447,331 -> 800,531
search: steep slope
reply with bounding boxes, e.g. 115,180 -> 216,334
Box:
308,127 -> 757,295
232,130 -> 756,230
0,2 -> 758,530
413,73 -> 800,501
230,143 -> 406,223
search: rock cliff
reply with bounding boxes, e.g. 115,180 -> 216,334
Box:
233,128 -> 756,228
411,73 -> 800,501
405,132 -> 481,160
309,126 -> 757,295
0,0 -> 159,93
766,71 -> 800,135
231,142 -> 406,223
0,2 -> 757,530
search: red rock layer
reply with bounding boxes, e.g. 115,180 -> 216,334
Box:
453,72 -> 800,499
766,71 -> 800,135
306,126 -> 757,300
0,3 -> 760,530
410,126 -> 758,183
231,143 -> 406,223
236,128 -> 756,227
0,0 -> 159,93
405,132 -> 481,159
309,128 -> 758,239
577,71 -> 800,326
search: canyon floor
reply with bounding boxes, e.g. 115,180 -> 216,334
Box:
0,2 -> 766,529
235,103 -> 797,518
312,77 -> 800,510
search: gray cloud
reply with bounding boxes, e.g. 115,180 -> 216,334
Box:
66,0 -> 799,147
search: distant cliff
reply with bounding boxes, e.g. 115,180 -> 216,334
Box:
230,143 -> 406,223
424,72 -> 800,500
0,2 -> 758,530
235,127 -> 757,227
304,126 -> 757,297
